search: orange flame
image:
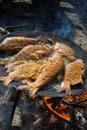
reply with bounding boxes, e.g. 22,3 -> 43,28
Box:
43,96 -> 71,122
43,91 -> 87,122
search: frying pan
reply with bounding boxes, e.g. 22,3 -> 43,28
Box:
0,26 -> 87,101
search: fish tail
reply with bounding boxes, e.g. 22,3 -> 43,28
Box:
58,81 -> 71,95
17,83 -> 39,97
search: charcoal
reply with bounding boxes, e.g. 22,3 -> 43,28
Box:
72,107 -> 87,130
17,93 -> 43,130
0,81 -> 20,130
4,86 -> 17,102
11,106 -> 22,129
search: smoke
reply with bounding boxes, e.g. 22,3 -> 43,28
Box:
51,7 -> 74,41
0,0 -> 87,43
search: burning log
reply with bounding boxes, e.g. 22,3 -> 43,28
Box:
43,91 -> 87,130
13,92 -> 44,130
73,107 -> 87,130
1,83 -> 87,130
43,96 -> 71,122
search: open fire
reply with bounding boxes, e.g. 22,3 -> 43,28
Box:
0,1 -> 87,130
10,91 -> 87,130
43,91 -> 87,123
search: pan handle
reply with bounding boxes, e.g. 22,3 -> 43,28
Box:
60,97 -> 87,106
0,27 -> 10,36
5,25 -> 30,33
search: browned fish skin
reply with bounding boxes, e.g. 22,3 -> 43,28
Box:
0,43 -> 52,70
59,59 -> 85,95
10,44 -> 53,61
0,42 -> 75,68
5,61 -> 27,73
3,44 -> 53,71
54,43 -> 75,61
0,61 -> 43,86
0,36 -> 41,53
17,53 -> 64,97
0,37 -> 82,97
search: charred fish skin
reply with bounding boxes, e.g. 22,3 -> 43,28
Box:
17,53 -> 64,97
0,36 -> 42,53
58,59 -> 85,95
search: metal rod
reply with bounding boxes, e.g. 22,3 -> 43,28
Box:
5,25 -> 30,32
60,97 -> 87,106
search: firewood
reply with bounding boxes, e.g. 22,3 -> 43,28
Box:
0,97 -> 15,130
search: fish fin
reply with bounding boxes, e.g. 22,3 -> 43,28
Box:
47,36 -> 57,44
0,76 -> 11,86
21,79 -> 31,84
17,84 -> 39,97
0,58 -> 9,65
36,36 -> 42,42
58,81 -> 71,95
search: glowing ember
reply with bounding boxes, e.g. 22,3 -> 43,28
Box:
43,91 -> 87,122
64,91 -> 87,106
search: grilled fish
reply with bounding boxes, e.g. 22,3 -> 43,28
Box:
2,44 -> 53,71
0,61 -> 43,86
10,43 -> 52,61
58,59 -> 85,95
54,43 -> 75,61
17,53 -> 64,97
0,42 -> 75,68
0,43 -> 53,73
0,36 -> 42,53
